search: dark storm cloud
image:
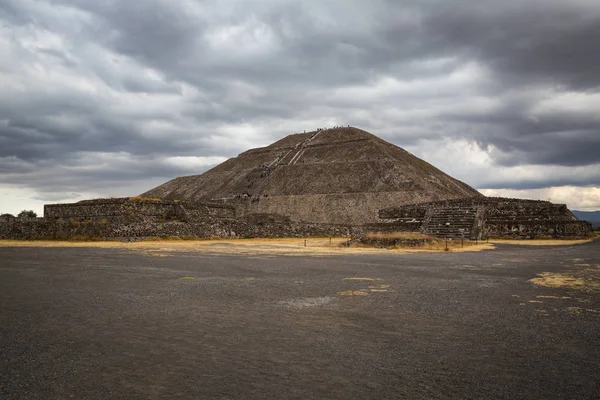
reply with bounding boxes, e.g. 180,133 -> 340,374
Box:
425,1 -> 600,90
1,0 -> 600,203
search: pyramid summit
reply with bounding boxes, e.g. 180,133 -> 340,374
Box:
141,127 -> 482,224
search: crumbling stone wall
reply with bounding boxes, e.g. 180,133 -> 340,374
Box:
1,196 -> 591,241
378,197 -> 592,239
44,198 -> 235,223
0,215 -> 353,240
183,202 -> 236,221
485,220 -> 591,239
229,191 -> 441,225
45,199 -> 181,222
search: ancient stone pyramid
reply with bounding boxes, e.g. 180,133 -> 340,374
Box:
142,127 -> 483,224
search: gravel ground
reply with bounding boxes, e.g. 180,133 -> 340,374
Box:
1,241 -> 599,399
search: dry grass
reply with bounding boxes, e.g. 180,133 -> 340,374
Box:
363,232 -> 432,240
354,233 -> 486,252
490,238 -> 594,246
409,239 -> 482,252
128,196 -> 162,202
530,263 -> 600,292
0,237 -> 493,256
530,273 -> 588,290
144,235 -> 200,241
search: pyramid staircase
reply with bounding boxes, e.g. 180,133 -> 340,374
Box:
423,206 -> 479,239
231,131 -> 324,196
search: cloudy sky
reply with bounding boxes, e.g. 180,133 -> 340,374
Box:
1,0 -> 599,215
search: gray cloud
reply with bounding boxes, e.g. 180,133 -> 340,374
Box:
1,0 -> 599,205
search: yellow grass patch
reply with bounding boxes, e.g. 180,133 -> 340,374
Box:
179,277 -> 196,281
337,290 -> 370,296
490,239 -> 594,246
363,232 -> 432,240
343,277 -> 382,281
567,307 -> 600,316
530,273 -> 587,290
147,252 -> 169,257
0,237 -> 493,256
357,233 -> 490,252
129,196 -> 162,201
368,284 -> 390,289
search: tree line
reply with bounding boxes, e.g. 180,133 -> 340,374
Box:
0,210 -> 38,218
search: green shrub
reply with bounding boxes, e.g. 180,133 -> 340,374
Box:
18,210 -> 37,218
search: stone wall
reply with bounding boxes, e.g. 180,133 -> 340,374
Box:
0,215 -> 354,240
45,199 -> 180,221
378,197 -> 592,239
1,196 -> 591,241
226,191 -> 446,225
3,201 -> 354,240
44,198 -> 235,223
485,220 -> 592,239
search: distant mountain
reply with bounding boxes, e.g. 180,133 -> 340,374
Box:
572,210 -> 600,228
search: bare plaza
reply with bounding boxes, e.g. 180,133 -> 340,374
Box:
1,239 -> 599,399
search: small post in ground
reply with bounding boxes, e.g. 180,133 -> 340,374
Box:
445,238 -> 448,251
304,239 -> 307,247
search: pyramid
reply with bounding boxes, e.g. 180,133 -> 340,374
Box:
141,127 -> 483,224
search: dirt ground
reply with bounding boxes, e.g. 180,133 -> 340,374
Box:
1,240 -> 599,399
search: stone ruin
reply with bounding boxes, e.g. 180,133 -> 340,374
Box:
0,127 -> 592,240
140,126 -> 482,225
373,197 -> 591,239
